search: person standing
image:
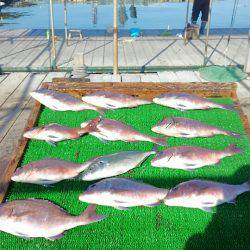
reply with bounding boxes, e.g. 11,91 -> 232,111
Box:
191,0 -> 210,35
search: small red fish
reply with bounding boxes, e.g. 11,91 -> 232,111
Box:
24,117 -> 101,146
82,91 -> 151,109
81,117 -> 167,146
152,117 -> 241,138
30,89 -> 105,113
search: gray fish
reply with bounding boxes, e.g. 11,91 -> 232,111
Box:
11,158 -> 89,185
23,117 -> 100,146
82,91 -> 151,109
79,177 -> 168,210
0,199 -> 105,240
151,144 -> 242,170
81,117 -> 167,146
164,180 -> 250,212
151,117 -> 241,138
79,150 -> 155,181
30,89 -> 105,113
153,93 -> 235,112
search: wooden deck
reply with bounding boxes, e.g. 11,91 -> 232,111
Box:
0,29 -> 248,68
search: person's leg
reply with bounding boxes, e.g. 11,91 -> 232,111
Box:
200,0 -> 210,34
191,0 -> 202,24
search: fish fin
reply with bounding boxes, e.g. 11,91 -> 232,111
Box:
42,184 -> 55,188
46,140 -> 56,146
180,133 -> 190,136
16,232 -> 32,240
152,137 -> 168,146
185,163 -> 196,167
219,103 -> 237,113
79,204 -> 106,224
225,144 -> 243,155
97,137 -> 108,144
200,207 -> 214,213
225,131 -> 241,139
145,201 -> 161,207
106,104 -> 116,109
227,198 -> 236,205
115,206 -> 129,210
46,233 -> 64,241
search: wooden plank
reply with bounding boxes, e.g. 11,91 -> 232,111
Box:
0,73 -> 47,141
121,74 -> 141,82
157,71 -> 180,82
123,40 -> 138,66
7,38 -> 48,67
131,38 -> 149,66
45,81 -> 237,100
91,37 -> 105,67
83,38 -> 97,66
0,100 -> 41,203
57,39 -> 78,67
0,72 -> 29,107
140,73 -> 160,82
0,74 -> 9,85
103,38 -> 113,66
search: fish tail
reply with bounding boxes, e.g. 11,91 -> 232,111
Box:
219,103 -> 237,113
95,107 -> 107,115
152,137 -> 168,147
79,204 -> 106,225
241,181 -> 250,192
224,144 -> 243,155
80,117 -> 101,133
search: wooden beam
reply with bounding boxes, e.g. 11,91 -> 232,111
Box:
0,101 -> 41,203
113,0 -> 118,74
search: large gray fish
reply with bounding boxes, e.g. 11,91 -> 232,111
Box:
82,91 -> 151,109
79,177 -> 169,210
23,117 -> 100,146
11,158 -> 89,185
0,199 -> 105,240
151,117 -> 241,138
81,117 -> 167,146
151,144 -> 242,170
30,89 -> 105,113
153,93 -> 235,112
164,179 -> 250,212
79,150 -> 155,181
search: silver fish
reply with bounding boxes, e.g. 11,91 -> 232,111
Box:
164,180 -> 250,212
82,91 -> 151,109
151,117 -> 241,138
151,144 -> 242,170
153,93 -> 235,112
79,150 -> 155,181
11,158 -> 89,185
30,89 -> 105,113
23,117 -> 100,146
81,117 -> 167,146
0,199 -> 105,240
79,177 -> 168,210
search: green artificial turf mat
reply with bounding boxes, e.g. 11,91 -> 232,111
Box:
1,99 -> 250,250
199,66 -> 247,82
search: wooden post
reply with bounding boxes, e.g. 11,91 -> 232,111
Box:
113,0 -> 118,75
64,0 -> 68,44
244,28 -> 250,73
49,0 -> 56,68
203,0 -> 213,66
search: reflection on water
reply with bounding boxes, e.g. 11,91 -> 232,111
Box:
0,0 -> 249,30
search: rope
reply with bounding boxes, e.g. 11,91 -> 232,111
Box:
224,0 -> 240,66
